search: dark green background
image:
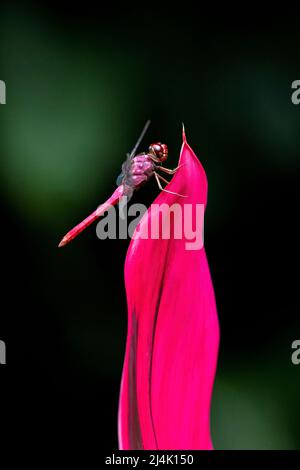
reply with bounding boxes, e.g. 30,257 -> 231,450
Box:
0,2 -> 299,449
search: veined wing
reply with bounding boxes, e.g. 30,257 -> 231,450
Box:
116,153 -> 132,186
116,120 -> 151,186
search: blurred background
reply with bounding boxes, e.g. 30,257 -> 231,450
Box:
0,1 -> 299,449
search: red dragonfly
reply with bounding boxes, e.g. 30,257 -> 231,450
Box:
58,121 -> 185,248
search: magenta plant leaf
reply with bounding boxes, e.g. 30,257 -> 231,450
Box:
118,127 -> 220,450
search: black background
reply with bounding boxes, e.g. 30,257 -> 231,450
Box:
0,1 -> 300,451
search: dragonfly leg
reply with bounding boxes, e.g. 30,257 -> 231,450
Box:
154,172 -> 187,197
156,173 -> 171,185
157,164 -> 185,175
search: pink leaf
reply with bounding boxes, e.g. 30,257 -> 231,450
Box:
118,127 -> 220,450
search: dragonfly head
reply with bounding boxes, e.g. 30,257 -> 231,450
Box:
149,142 -> 168,162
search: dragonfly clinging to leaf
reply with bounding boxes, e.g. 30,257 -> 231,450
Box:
58,120 -> 185,248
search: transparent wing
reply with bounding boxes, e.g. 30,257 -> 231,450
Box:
116,120 -> 151,186
116,153 -> 131,186
116,172 -> 124,186
128,120 -> 151,159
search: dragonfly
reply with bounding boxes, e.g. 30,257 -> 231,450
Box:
58,120 -> 185,248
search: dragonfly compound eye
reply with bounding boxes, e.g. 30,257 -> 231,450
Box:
149,142 -> 168,162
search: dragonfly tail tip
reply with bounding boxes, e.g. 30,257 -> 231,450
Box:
58,236 -> 68,248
